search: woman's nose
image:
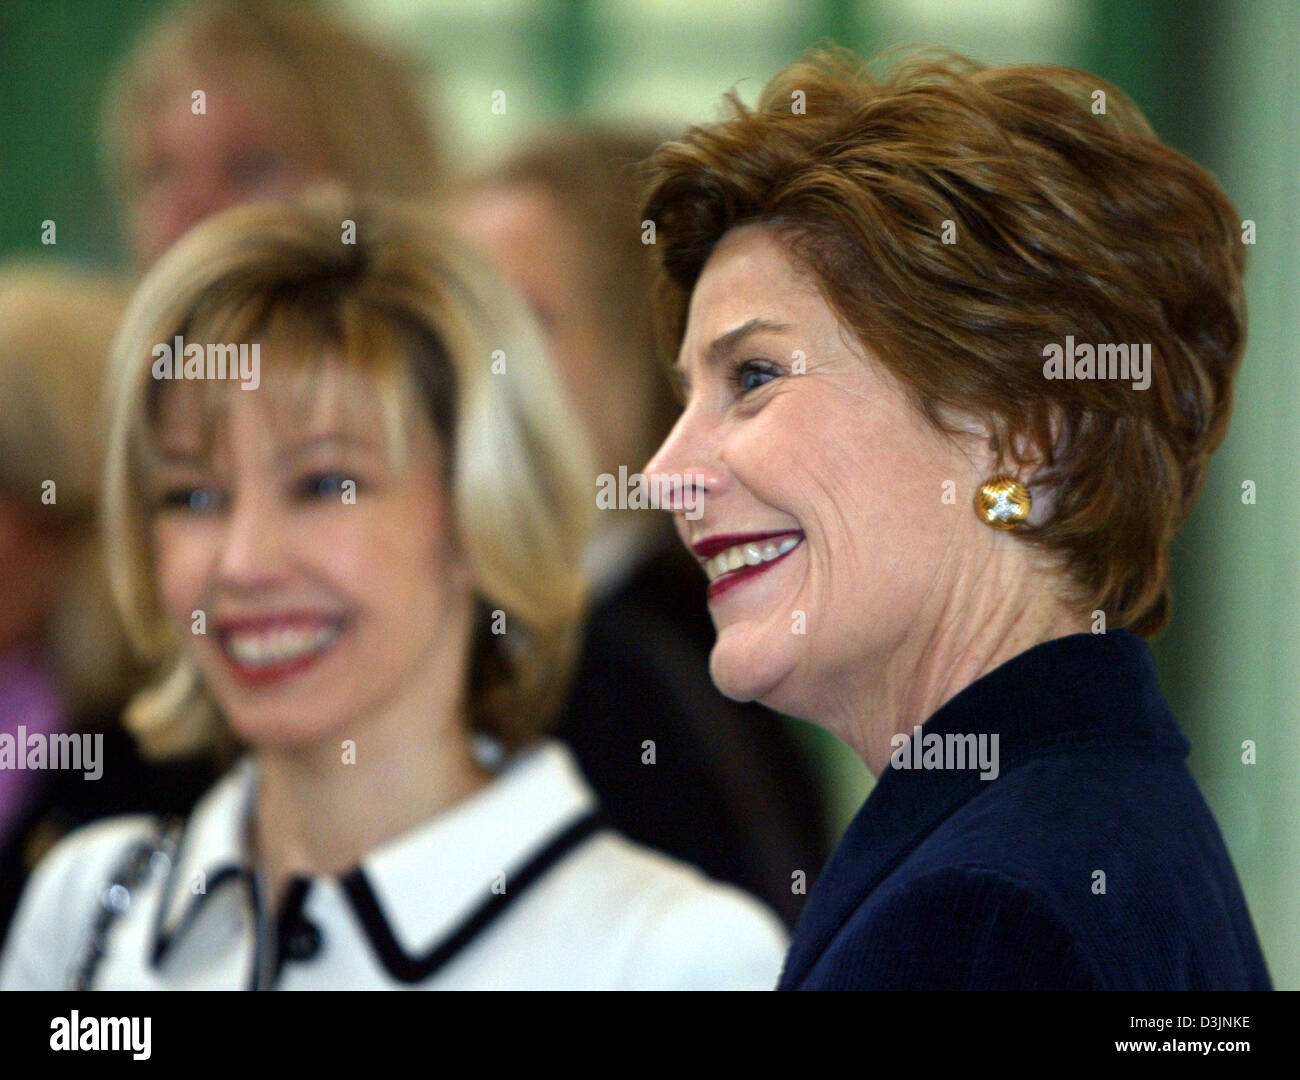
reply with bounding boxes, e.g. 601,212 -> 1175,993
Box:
643,408 -> 723,521
214,493 -> 286,588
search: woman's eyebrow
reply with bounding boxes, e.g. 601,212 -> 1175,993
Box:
673,318 -> 793,384
275,433 -> 381,462
150,449 -> 207,467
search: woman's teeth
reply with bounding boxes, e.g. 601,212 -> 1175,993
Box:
223,625 -> 342,668
704,536 -> 800,583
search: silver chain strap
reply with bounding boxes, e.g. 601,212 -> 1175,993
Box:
68,817 -> 184,991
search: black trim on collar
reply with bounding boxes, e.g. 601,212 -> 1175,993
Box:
148,765 -> 259,973
340,810 -> 603,984
150,865 -> 250,969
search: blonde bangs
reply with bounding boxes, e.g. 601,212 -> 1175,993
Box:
136,286 -> 421,482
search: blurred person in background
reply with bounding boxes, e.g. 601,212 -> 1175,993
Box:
101,0 -> 441,268
642,50 -> 1270,989
0,192 -> 787,989
448,127 -> 831,927
0,265 -> 213,941
103,0 -> 832,926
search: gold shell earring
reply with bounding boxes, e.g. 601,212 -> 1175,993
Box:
975,475 -> 1031,529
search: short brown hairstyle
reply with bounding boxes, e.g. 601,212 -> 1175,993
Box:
642,48 -> 1247,636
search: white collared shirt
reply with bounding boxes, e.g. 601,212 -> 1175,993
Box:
0,741 -> 787,990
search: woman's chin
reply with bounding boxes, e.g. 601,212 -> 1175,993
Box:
222,707 -> 341,754
708,628 -> 795,707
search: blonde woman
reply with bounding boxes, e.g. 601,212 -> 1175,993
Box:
0,190 -> 786,990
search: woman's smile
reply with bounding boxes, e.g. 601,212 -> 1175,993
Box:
694,531 -> 804,602
215,613 -> 349,686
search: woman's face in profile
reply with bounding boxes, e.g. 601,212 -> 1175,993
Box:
647,223 -> 983,721
145,359 -> 471,750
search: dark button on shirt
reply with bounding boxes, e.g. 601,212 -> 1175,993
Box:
275,878 -> 322,970
283,920 -> 322,962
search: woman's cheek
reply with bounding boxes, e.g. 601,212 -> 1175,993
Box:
152,523 -> 207,626
313,510 -> 399,581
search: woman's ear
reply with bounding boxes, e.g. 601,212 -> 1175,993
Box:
962,402 -> 1063,486
1007,405 -> 1065,479
953,406 -> 1064,530
1006,407 -> 1067,527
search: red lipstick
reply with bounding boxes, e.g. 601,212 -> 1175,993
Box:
695,532 -> 803,602
214,615 -> 346,687
691,530 -> 800,560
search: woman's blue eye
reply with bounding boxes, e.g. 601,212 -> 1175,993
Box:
302,473 -> 353,499
160,488 -> 221,513
732,360 -> 778,395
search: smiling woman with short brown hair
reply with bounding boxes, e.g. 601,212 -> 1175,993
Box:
643,49 -> 1270,990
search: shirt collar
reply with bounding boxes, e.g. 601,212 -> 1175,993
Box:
154,756 -> 257,950
153,740 -> 597,968
781,629 -> 1187,987
349,740 -> 596,956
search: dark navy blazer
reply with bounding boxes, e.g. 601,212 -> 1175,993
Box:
778,631 -> 1271,990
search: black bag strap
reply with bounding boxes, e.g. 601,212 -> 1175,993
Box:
68,816 -> 184,991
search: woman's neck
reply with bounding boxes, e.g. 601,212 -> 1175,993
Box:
251,709 -> 490,911
824,569 -> 1092,777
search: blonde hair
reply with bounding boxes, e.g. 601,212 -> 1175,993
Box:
0,264 -> 140,714
103,188 -> 595,758
101,0 -> 440,204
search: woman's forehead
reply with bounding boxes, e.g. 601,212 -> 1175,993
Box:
680,235 -> 834,365
149,358 -> 391,453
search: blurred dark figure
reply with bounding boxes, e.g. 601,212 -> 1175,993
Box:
449,128 -> 832,926
0,266 -> 213,940
100,0 -> 441,267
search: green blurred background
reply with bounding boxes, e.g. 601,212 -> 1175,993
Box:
2,0 -> 1296,988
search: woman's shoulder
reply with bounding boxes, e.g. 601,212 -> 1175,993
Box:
0,763 -> 241,989
11,811 -> 165,912
787,861 -> 1101,990
0,812 -> 165,989
538,826 -> 790,989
